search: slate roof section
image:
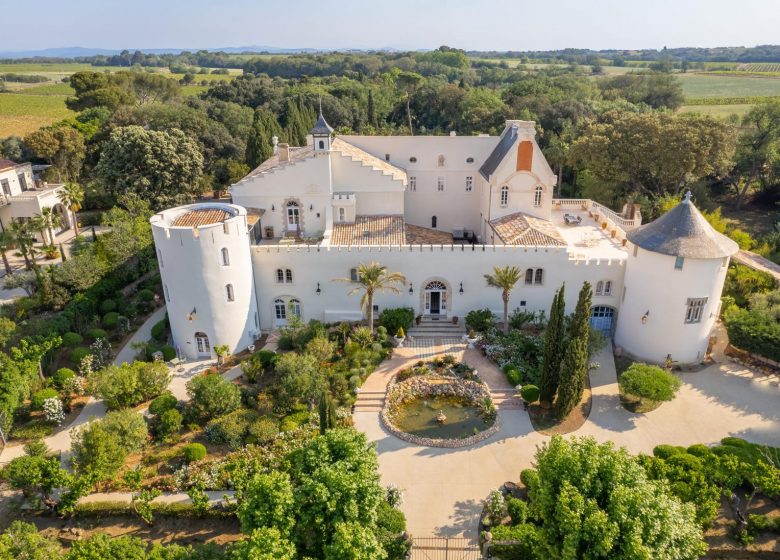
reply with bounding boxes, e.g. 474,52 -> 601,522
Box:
489,212 -> 566,247
627,195 -> 739,259
310,113 -> 334,135
330,216 -> 453,246
479,124 -> 517,180
172,208 -> 232,227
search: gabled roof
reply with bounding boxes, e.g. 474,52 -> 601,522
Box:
489,212 -> 566,247
626,194 -> 739,259
310,113 -> 334,136
479,125 -> 517,180
331,138 -> 407,184
0,159 -> 20,172
240,145 -> 315,181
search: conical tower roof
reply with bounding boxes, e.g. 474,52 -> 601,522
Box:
626,193 -> 739,259
310,111 -> 333,136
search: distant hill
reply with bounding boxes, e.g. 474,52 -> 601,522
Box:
0,45 -> 374,59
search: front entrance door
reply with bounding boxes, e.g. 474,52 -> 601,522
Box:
274,299 -> 287,326
429,291 -> 441,315
590,306 -> 615,336
194,332 -> 211,356
286,204 -> 300,232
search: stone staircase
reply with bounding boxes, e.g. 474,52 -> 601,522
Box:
407,316 -> 467,339
352,390 -> 386,413
490,389 -> 522,409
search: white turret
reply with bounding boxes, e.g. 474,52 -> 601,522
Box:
614,193 -> 739,364
150,203 -> 260,360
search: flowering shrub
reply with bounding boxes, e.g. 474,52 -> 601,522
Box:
42,397 -> 65,425
478,329 -> 542,385
63,375 -> 86,396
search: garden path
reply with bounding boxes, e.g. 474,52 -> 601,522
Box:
354,340 -> 780,541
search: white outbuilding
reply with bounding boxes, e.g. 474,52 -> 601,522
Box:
614,192 -> 739,364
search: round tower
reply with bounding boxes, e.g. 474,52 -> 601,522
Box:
150,203 -> 260,360
614,193 -> 739,364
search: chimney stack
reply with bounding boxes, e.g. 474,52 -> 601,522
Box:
278,143 -> 289,162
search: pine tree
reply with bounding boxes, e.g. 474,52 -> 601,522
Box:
367,90 -> 376,127
540,284 -> 566,407
555,282 -> 593,419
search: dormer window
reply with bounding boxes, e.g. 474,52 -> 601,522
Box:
318,140 -> 325,149
437,155 -> 445,167
466,157 -> 474,164
409,156 -> 417,163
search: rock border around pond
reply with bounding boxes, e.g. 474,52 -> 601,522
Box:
380,375 -> 500,448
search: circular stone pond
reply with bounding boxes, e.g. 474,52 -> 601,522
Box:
381,375 -> 500,448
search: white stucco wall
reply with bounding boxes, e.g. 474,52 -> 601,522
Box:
250,244 -> 626,330
614,245 -> 729,364
151,204 -> 260,360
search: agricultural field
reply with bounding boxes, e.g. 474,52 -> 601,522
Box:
0,63 -> 239,137
678,103 -> 753,119
678,73 -> 780,98
736,62 -> 780,73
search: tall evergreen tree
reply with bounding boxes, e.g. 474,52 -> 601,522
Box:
367,90 -> 377,127
318,390 -> 336,435
540,284 -> 566,407
246,108 -> 282,168
555,282 -> 593,419
281,98 -> 305,147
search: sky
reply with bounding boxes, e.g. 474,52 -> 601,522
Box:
2,0 -> 780,52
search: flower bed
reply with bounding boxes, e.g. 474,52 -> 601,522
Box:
381,374 -> 499,448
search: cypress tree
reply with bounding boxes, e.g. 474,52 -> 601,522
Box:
367,90 -> 376,127
555,282 -> 593,419
245,109 -> 269,168
318,391 -> 336,435
540,284 -> 566,407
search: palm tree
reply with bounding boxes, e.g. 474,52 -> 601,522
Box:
38,207 -> 62,245
0,231 -> 14,276
28,215 -> 48,245
10,221 -> 37,270
335,261 -> 406,331
484,266 -> 522,334
57,182 -> 84,236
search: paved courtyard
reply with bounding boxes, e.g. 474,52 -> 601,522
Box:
353,341 -> 780,540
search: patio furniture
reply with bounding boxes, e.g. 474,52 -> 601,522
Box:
564,213 -> 582,225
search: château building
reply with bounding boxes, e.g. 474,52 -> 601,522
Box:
150,116 -> 737,364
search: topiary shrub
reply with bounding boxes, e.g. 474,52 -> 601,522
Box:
62,332 -> 84,347
159,345 -> 175,361
519,468 -> 538,489
686,444 -> 711,457
69,347 -> 91,365
151,320 -> 167,342
182,443 -> 206,463
86,328 -> 108,341
619,363 -> 682,403
53,367 -> 76,389
378,307 -> 415,335
100,299 -> 117,314
506,496 -> 529,525
102,312 -> 120,330
653,444 -> 686,459
505,367 -> 521,386
520,384 -> 540,403
148,392 -> 178,416
32,388 -> 60,410
138,289 -> 155,302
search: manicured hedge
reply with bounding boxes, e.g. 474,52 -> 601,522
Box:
31,388 -> 59,410
724,307 -> 780,362
69,347 -> 91,364
100,299 -> 117,314
102,312 -> 120,329
62,332 -> 84,347
86,328 -> 108,340
183,443 -> 207,463
138,288 -> 155,302
466,308 -> 495,332
151,319 -> 167,342
53,368 -> 76,389
378,307 -> 415,335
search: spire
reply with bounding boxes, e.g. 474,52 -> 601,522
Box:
310,98 -> 333,152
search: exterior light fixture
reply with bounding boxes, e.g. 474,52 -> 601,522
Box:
408,283 -> 413,295
641,310 -> 650,324
271,204 -> 275,211
459,282 -> 464,294
309,204 -> 314,211
188,307 -> 197,322
316,282 -> 321,295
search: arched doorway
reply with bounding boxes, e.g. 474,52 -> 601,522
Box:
52,203 -> 71,234
273,297 -> 302,327
286,201 -> 300,233
590,306 -> 616,336
423,280 -> 448,317
194,332 -> 211,356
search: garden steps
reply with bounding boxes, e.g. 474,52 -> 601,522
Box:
408,318 -> 466,339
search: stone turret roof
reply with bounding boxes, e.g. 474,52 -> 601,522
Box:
310,113 -> 334,136
626,193 -> 739,259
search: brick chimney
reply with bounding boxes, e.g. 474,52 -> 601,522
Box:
278,143 -> 289,162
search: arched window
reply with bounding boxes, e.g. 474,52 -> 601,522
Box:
525,269 -> 534,285
220,247 -> 230,266
466,157 -> 474,163
194,332 -> 210,355
318,140 -> 324,149
285,269 -> 293,283
500,185 -> 509,207
276,269 -> 285,283
534,268 -> 544,285
225,284 -> 234,302
274,298 -> 287,320
604,280 -> 612,295
431,216 -> 438,228
595,281 -> 604,295
289,299 -> 301,318
350,267 -> 359,282
437,154 -> 445,167
534,185 -> 543,207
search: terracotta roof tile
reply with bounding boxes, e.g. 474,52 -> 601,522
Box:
489,212 -> 566,246
330,216 -> 453,246
172,208 -> 231,227
330,138 -> 407,184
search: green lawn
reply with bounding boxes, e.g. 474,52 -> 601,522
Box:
679,103 -> 753,119
0,91 -> 75,137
